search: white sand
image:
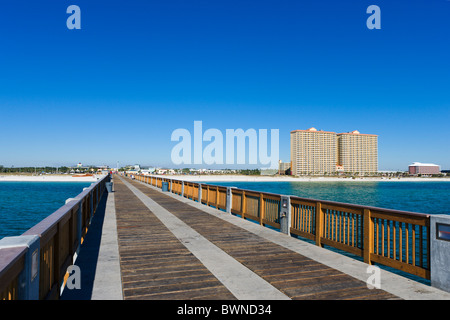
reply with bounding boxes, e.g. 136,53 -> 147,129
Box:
150,174 -> 450,182
0,174 -> 101,182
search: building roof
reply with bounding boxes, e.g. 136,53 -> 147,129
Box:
290,127 -> 336,134
290,128 -> 377,136
409,162 -> 440,167
337,130 -> 377,137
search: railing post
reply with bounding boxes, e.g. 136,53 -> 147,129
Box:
226,187 -> 234,214
242,190 -> 246,220
89,190 -> 94,223
430,214 -> 450,293
198,184 -> 202,203
181,181 -> 185,197
280,196 -> 291,235
0,235 -> 40,300
259,193 -> 264,225
215,186 -> 219,208
75,200 -> 82,258
315,201 -> 324,247
363,208 -> 374,265
65,198 -> 82,260
96,183 -> 99,206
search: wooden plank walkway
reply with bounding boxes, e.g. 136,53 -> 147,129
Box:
114,175 -> 401,300
114,177 -> 236,300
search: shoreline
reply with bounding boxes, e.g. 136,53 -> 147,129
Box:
144,174 -> 450,182
0,174 -> 101,182
3,174 -> 448,183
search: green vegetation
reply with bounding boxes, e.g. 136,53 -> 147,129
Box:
0,165 -> 104,174
238,169 -> 261,175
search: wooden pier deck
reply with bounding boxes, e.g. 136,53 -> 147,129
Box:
113,175 -> 401,300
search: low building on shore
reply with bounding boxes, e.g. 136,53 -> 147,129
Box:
408,162 -> 441,175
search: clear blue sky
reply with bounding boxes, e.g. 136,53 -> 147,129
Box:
0,0 -> 449,171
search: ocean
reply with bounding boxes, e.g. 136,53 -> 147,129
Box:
200,180 -> 450,215
0,181 -> 91,239
1,180 -> 449,241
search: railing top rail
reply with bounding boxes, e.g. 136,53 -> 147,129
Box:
0,246 -> 27,280
231,187 -> 282,198
290,195 -> 430,219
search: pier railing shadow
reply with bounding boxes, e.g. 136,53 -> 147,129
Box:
60,192 -> 108,300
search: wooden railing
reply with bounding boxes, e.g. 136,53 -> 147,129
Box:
0,174 -> 110,300
131,174 -> 431,281
230,189 -> 281,229
290,196 -> 430,279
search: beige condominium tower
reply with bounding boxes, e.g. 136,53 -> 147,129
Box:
337,130 -> 378,174
290,128 -> 337,175
290,128 -> 378,175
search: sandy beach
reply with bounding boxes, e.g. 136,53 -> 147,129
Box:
151,174 -> 450,182
0,174 -> 102,182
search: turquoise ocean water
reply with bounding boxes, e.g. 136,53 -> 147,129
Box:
201,180 -> 450,215
1,180 -> 449,241
0,181 -> 91,239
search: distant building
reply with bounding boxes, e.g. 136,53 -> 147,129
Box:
278,160 -> 291,175
337,130 -> 378,174
408,162 -> 440,175
290,128 -> 337,175
290,127 -> 378,175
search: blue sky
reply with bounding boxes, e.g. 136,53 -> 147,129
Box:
0,0 -> 449,171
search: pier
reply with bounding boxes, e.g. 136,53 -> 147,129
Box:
1,174 -> 450,300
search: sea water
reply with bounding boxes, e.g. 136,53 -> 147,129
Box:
0,181 -> 91,239
1,180 -> 449,241
201,180 -> 450,215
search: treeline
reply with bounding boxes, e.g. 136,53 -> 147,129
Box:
0,166 -> 98,174
238,169 -> 261,175
0,166 -> 70,173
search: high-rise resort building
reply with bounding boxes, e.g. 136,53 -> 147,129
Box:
337,130 -> 378,174
290,127 -> 378,175
290,128 -> 337,175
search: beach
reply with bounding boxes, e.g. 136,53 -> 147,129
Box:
0,174 -> 102,182
3,173 -> 448,183
149,174 -> 450,182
